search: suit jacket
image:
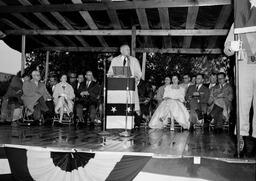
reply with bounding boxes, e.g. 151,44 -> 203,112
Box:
155,85 -> 165,104
137,80 -> 152,102
22,80 -> 51,112
77,81 -> 100,104
185,84 -> 210,113
4,75 -> 23,101
74,81 -> 84,97
208,83 -> 233,119
69,81 -> 77,91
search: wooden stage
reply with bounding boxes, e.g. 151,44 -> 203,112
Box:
0,124 -> 238,159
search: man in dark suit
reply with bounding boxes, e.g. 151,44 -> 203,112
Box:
186,73 -> 210,129
75,74 -> 85,97
134,78 -> 152,129
68,72 -> 77,90
76,71 -> 100,129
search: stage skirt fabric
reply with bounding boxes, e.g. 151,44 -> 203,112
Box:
0,145 -> 256,181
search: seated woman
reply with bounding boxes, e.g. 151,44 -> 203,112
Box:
53,74 -> 75,123
149,74 -> 190,130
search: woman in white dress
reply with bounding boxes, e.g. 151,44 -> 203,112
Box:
149,75 -> 190,130
53,74 -> 75,123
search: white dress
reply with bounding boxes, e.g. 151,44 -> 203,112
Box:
149,85 -> 190,129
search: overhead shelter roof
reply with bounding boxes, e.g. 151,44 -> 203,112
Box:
0,0 -> 233,54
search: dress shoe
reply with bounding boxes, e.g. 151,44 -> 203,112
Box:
244,136 -> 256,158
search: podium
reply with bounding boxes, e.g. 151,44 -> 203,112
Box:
106,77 -> 135,129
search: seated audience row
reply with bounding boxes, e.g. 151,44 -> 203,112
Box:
149,72 -> 233,133
0,70 -> 100,128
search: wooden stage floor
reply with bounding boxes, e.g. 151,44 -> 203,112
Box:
0,124 -> 239,159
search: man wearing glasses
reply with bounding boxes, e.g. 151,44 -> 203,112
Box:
181,74 -> 193,92
22,71 -> 52,123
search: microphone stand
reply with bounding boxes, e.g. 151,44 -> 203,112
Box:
119,56 -> 131,137
98,57 -> 110,136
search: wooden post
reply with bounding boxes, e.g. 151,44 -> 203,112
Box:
45,51 -> 50,82
142,52 -> 146,80
21,35 -> 26,75
131,25 -> 136,57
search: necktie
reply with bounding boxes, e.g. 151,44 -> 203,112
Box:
86,81 -> 90,88
77,83 -> 80,89
196,85 -> 199,91
123,56 -> 127,66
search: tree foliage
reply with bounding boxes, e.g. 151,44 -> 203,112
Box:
25,51 -> 233,87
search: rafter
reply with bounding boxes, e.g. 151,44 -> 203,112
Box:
183,7 -> 199,48
208,5 -> 232,48
0,0 -> 231,13
135,4 -> 152,47
158,7 -> 172,48
17,0 -> 77,47
0,18 -> 47,46
0,1 -> 62,46
38,0 -> 89,47
71,0 -> 108,47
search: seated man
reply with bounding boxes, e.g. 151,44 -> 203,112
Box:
76,71 -> 100,129
208,72 -> 233,132
22,71 -> 51,122
185,73 -> 210,129
1,71 -> 30,123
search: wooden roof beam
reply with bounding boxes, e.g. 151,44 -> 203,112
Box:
0,1 -> 62,46
158,7 -> 172,48
38,0 -> 89,47
183,7 -> 199,48
208,5 -> 232,48
5,29 -> 229,36
17,0 -> 77,47
0,18 -> 47,46
0,0 -> 232,13
38,46 -> 223,54
71,0 -> 108,47
136,7 -> 152,47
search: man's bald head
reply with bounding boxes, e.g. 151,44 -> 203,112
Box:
120,44 -> 130,56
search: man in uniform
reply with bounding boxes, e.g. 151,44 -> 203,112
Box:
224,24 -> 256,157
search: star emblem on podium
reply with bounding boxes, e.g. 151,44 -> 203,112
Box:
111,107 -> 117,113
126,107 -> 131,113
250,0 -> 256,9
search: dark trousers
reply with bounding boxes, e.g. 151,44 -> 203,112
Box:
33,97 -> 48,120
210,104 -> 224,128
75,102 -> 96,123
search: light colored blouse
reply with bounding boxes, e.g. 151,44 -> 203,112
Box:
163,84 -> 186,102
53,82 -> 75,103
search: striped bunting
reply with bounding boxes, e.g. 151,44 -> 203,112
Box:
3,146 -> 151,181
2,145 -> 256,181
0,147 -> 12,181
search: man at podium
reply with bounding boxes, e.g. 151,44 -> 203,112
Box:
107,44 -> 142,113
